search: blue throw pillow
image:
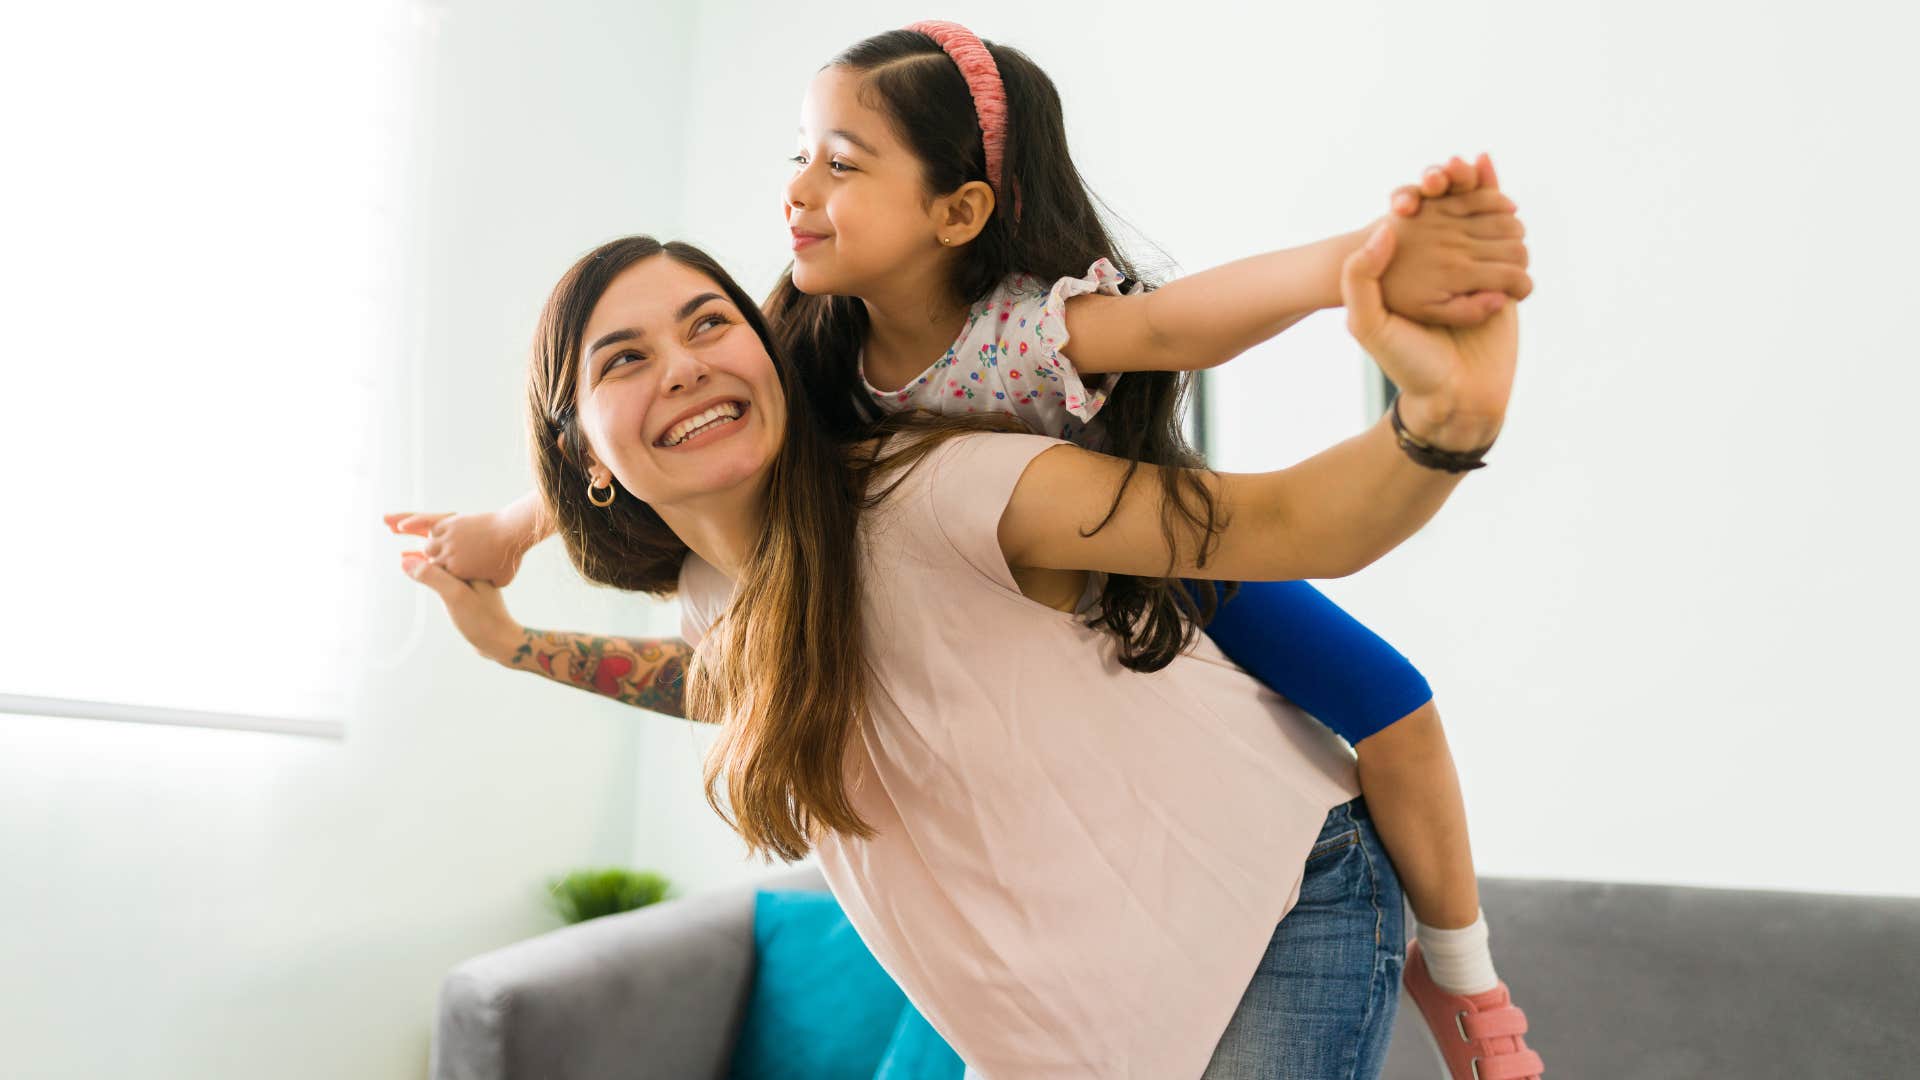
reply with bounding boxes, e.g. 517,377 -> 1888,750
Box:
728,890 -> 909,1080
872,1003 -> 966,1080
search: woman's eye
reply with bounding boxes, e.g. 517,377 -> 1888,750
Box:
693,313 -> 727,334
607,351 -> 644,372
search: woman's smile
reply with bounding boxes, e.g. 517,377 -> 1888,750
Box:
654,399 -> 751,450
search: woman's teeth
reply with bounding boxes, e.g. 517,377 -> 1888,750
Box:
661,402 -> 744,446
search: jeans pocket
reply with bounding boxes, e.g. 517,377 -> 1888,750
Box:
1306,827 -> 1361,865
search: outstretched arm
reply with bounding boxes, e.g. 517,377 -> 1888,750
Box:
1000,215 -> 1517,582
394,552 -> 696,720
1065,154 -> 1529,375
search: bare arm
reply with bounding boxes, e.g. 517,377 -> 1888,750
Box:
1064,160 -> 1529,375
392,550 -> 698,721
501,630 -> 694,719
999,416 -> 1467,582
1001,217 -> 1518,582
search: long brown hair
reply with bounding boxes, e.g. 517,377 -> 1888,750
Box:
765,28 -> 1227,669
529,236 -> 1027,862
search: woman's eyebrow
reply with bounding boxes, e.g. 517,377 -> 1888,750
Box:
586,293 -> 724,359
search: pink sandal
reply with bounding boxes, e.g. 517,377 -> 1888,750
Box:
1403,942 -> 1546,1079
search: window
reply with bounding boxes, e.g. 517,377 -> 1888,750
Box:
0,2 -> 431,735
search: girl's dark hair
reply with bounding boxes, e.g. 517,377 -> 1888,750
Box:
764,29 -> 1224,671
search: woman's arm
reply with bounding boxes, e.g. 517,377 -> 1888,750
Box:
502,629 -> 693,718
395,553 -> 696,720
1065,157 -> 1530,375
999,219 -> 1517,582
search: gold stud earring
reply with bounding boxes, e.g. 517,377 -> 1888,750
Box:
940,236 -> 953,245
587,475 -> 616,507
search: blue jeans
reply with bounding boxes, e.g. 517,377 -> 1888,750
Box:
1200,798 -> 1407,1079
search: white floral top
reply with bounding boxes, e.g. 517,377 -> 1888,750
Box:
857,258 -> 1133,446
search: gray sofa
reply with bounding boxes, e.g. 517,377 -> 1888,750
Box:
432,867 -> 1920,1079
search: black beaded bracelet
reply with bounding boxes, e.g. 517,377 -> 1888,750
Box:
1389,396 -> 1493,473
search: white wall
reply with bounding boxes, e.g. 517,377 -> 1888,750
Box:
660,0 -> 1920,898
0,3 -> 699,1078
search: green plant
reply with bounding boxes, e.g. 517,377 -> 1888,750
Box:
547,867 -> 672,925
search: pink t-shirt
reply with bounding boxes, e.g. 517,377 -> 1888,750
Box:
678,432 -> 1360,1079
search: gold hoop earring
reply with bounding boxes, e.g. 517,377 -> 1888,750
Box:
587,476 -> 616,507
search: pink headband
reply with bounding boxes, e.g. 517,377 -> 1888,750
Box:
905,20 -> 1009,203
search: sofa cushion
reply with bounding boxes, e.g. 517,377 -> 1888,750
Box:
873,1003 -> 965,1080
728,890 -> 907,1080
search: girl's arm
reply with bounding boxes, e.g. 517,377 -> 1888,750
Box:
1066,158 -> 1530,375
999,220 -> 1516,582
394,552 -> 696,720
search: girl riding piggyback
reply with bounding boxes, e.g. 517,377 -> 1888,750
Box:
390,21 -> 1542,1079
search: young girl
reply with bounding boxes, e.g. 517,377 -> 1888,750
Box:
389,23 -> 1540,1078
401,228 -> 1519,1076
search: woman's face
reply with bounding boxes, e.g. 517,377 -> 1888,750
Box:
573,256 -> 786,511
784,65 -> 939,296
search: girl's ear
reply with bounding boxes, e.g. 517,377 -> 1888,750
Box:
933,180 -> 997,246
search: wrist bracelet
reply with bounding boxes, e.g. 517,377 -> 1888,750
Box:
1390,396 -> 1493,473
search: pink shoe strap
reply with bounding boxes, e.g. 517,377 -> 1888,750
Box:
1473,1048 -> 1545,1080
1462,1005 -> 1530,1041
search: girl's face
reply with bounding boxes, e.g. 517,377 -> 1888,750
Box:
573,256 -> 786,511
785,66 -> 943,296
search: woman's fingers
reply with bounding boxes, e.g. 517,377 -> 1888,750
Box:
1341,222 -> 1397,347
1389,184 -> 1424,217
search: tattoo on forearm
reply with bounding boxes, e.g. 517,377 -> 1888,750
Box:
506,630 -> 692,719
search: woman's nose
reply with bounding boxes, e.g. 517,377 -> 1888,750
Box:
660,349 -> 712,395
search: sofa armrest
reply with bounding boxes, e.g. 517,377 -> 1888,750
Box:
430,865 -> 825,1080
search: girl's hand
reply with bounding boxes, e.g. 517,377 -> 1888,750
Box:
398,552 -> 526,665
384,509 -> 530,587
1342,221 -> 1518,453
1381,154 -> 1532,328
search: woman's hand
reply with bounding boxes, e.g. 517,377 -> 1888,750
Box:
1342,216 -> 1519,453
384,508 -> 531,587
398,551 -> 525,665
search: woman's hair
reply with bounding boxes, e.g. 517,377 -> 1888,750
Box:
764,28 -> 1225,669
529,235 -> 1025,863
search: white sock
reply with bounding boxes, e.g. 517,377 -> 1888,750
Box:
1416,909 -> 1499,995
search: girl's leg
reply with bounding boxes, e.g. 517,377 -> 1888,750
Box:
1201,798 -> 1407,1080
1355,700 -> 1482,932
1200,581 -> 1492,983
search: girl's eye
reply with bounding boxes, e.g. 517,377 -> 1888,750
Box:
789,152 -> 808,166
828,159 -> 853,173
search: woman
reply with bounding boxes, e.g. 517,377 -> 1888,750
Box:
401,226 -> 1517,1077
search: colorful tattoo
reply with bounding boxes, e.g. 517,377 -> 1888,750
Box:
507,630 -> 693,719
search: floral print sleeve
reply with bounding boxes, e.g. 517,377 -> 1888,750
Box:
857,259 -> 1133,445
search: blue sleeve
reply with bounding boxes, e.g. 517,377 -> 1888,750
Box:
1194,579 -> 1432,745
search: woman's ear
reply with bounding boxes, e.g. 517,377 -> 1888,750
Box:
933,180 -> 997,246
560,431 -> 608,483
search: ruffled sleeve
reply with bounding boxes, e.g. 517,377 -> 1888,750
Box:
1013,258 -> 1129,440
